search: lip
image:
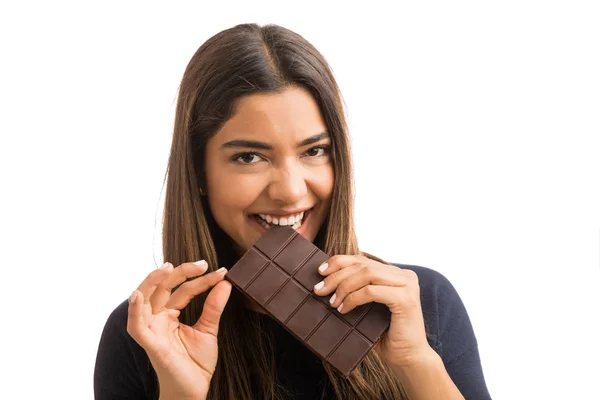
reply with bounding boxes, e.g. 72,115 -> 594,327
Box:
249,207 -> 313,237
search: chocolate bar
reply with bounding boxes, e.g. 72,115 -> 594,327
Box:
225,226 -> 391,377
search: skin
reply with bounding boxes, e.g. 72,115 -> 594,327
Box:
127,85 -> 464,399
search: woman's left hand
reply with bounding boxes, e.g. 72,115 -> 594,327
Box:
313,254 -> 436,368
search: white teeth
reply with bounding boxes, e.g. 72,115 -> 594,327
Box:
255,210 -> 308,230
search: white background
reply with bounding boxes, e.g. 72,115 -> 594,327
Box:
1,1 -> 599,399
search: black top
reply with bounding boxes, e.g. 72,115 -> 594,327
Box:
94,264 -> 492,399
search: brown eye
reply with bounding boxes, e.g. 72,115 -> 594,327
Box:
231,152 -> 262,164
305,145 -> 330,157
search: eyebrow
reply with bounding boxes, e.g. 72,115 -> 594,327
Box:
220,132 -> 330,150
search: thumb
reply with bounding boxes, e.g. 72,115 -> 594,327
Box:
192,280 -> 232,336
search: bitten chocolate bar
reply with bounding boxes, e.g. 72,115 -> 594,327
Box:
225,226 -> 391,377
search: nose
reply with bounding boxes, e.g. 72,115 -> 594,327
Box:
267,159 -> 308,204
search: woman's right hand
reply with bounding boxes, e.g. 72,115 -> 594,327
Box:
126,261 -> 232,400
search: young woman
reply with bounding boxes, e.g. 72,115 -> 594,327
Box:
94,23 -> 491,400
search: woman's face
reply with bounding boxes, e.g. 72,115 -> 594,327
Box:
204,85 -> 334,256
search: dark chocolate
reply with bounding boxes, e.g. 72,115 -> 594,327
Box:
225,226 -> 391,377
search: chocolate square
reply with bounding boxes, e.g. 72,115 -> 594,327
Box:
246,263 -> 288,305
274,233 -> 318,275
265,280 -> 309,322
327,331 -> 372,377
293,250 -> 329,291
356,302 -> 392,342
307,313 -> 351,358
226,248 -> 269,288
287,296 -> 330,340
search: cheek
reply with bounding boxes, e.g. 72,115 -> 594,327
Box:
206,159 -> 243,209
208,174 -> 263,217
313,165 -> 334,199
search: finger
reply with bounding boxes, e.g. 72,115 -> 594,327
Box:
166,267 -> 228,311
329,266 -> 408,308
136,263 -> 174,305
317,254 -> 369,276
191,280 -> 233,336
151,260 -> 209,313
126,290 -> 155,348
335,285 -> 400,314
166,308 -> 181,319
312,262 -> 365,297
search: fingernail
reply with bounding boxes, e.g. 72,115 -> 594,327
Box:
337,302 -> 344,313
160,262 -> 170,270
329,293 -> 337,305
216,267 -> 226,273
129,291 -> 137,304
314,281 -> 324,290
193,260 -> 206,266
319,263 -> 329,273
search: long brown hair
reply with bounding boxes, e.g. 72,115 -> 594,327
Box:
161,23 -> 410,399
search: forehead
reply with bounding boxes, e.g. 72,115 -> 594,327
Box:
214,86 -> 327,143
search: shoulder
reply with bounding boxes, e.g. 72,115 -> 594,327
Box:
102,298 -> 130,334
94,300 -> 158,399
98,299 -> 138,351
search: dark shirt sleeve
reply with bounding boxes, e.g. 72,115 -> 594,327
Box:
94,300 -> 158,400
394,264 -> 492,400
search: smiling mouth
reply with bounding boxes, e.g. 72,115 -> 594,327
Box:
250,208 -> 312,231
